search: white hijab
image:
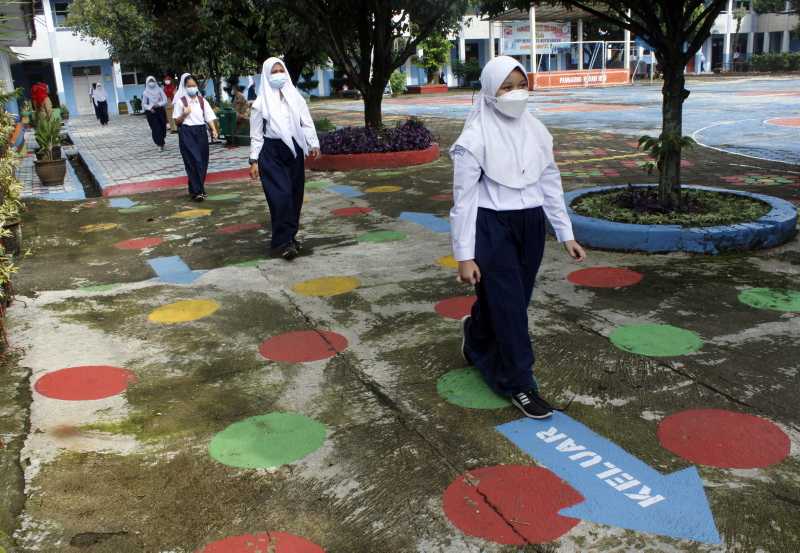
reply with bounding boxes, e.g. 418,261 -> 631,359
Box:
451,56 -> 552,189
93,82 -> 108,102
172,72 -> 192,106
254,57 -> 308,157
142,76 -> 165,107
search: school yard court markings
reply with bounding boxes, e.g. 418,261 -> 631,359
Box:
738,287 -> 800,312
197,531 -> 325,553
147,255 -> 205,284
498,413 -> 720,543
119,204 -> 154,213
216,222 -> 264,235
766,117 -> 800,127
436,367 -> 510,409
658,409 -> 790,469
292,276 -> 360,297
34,365 -> 136,401
305,179 -> 332,190
173,208 -> 213,219
147,298 -> 221,324
434,296 -> 476,320
365,185 -> 402,193
357,230 -> 407,243
436,255 -> 458,269
108,197 -> 137,209
101,168 -> 252,197
738,90 -> 800,97
721,173 -> 799,186
205,192 -> 241,201
430,193 -> 452,201
79,283 -> 119,293
443,464 -> 583,545
609,324 -> 703,357
80,222 -> 119,233
328,184 -> 364,198
399,212 -> 450,233
113,236 -> 164,250
538,103 -> 640,113
332,206 -> 373,217
259,330 -> 348,363
208,412 -> 327,470
567,267 -> 644,288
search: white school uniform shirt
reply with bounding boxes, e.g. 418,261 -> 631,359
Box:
249,93 -> 319,160
450,146 -> 574,262
173,96 -> 217,126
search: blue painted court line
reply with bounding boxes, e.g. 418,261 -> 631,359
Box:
110,197 -> 137,208
328,185 -> 365,198
147,256 -> 205,284
399,211 -> 450,233
497,413 -> 719,544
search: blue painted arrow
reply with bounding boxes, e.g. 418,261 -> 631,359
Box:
109,197 -> 137,209
399,211 -> 450,233
328,185 -> 364,198
147,256 -> 205,284
497,412 -> 720,544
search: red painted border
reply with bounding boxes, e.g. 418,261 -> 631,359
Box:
103,168 -> 250,197
407,84 -> 449,94
306,143 -> 440,172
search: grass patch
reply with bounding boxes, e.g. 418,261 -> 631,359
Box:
572,187 -> 771,227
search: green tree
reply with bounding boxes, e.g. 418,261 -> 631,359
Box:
270,0 -> 471,127
480,0 -> 728,210
418,33 -> 453,84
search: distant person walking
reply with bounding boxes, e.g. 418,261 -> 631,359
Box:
142,76 -> 168,151
93,82 -> 109,126
31,82 -> 53,123
248,58 -> 320,261
173,73 -> 219,201
89,83 -> 100,120
164,75 -> 177,133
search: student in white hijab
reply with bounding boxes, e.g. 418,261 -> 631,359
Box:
248,58 -> 320,261
93,82 -> 109,126
450,55 -> 586,420
173,73 -> 219,201
142,76 -> 168,151
89,83 -> 100,120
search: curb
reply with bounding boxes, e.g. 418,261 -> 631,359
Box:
564,185 -> 798,254
306,143 -> 440,171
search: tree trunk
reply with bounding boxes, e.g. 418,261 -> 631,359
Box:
363,85 -> 384,128
659,64 -> 688,209
283,50 -> 307,86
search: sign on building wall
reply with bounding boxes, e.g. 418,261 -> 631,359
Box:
503,21 -> 572,55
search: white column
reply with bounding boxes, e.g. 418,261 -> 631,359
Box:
577,19 -> 584,70
405,57 -> 413,86
316,66 -> 325,96
746,32 -> 754,57
458,20 -> 466,63
499,24 -> 505,54
624,10 -> 631,78
529,3 -> 537,75
723,0 -> 733,70
763,31 -> 770,53
782,1 -> 791,52
489,21 -> 495,59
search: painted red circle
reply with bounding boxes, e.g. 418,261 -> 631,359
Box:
332,207 -> 373,217
259,330 -> 348,363
567,267 -> 643,288
34,365 -> 137,401
434,296 -> 476,320
767,117 -> 800,128
431,193 -> 453,201
443,465 -> 583,545
217,223 -> 263,235
658,409 -> 790,468
197,531 -> 324,553
114,236 -> 163,250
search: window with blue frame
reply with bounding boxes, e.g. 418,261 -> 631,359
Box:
52,0 -> 72,28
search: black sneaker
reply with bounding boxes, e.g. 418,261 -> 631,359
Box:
533,393 -> 554,413
281,244 -> 298,261
191,194 -> 204,202
511,390 -> 553,419
460,315 -> 472,363
293,238 -> 303,252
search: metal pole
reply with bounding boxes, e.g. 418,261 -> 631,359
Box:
529,2 -> 537,88
624,10 -> 631,82
489,20 -> 495,59
577,19 -> 584,70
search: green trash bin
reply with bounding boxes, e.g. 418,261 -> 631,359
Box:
217,107 -> 236,139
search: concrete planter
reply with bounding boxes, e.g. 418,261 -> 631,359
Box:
307,143 -> 440,171
34,158 -> 67,186
564,185 -> 798,254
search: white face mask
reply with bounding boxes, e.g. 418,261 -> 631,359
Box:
186,86 -> 199,97
494,89 -> 529,118
147,81 -> 156,88
164,80 -> 172,85
268,72 -> 289,89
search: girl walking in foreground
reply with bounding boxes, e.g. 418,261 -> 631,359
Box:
248,58 -> 320,261
450,56 -> 586,419
142,76 -> 168,151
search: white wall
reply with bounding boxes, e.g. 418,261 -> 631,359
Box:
11,15 -> 52,60
11,10 -> 111,62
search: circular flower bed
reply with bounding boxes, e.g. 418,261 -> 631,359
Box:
564,185 -> 797,254
307,118 -> 440,171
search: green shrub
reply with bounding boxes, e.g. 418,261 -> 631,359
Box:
313,117 -> 335,132
452,60 -> 482,84
751,52 -> 800,72
389,70 -> 407,96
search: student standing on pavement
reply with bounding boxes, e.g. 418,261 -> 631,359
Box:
450,56 -> 586,420
248,58 -> 320,261
93,82 -> 109,126
142,76 -> 168,151
163,75 -> 177,133
173,73 -> 219,202
89,83 -> 100,120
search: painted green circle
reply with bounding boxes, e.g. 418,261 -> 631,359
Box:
80,283 -> 118,293
437,367 -> 510,409
357,230 -> 407,243
610,324 -> 703,357
209,412 -> 326,469
119,205 -> 153,213
205,193 -> 240,201
305,180 -> 332,190
738,288 -> 800,312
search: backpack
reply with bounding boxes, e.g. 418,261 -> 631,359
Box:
179,95 -> 206,124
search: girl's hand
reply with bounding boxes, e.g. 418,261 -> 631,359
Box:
211,127 -> 219,140
249,163 -> 259,180
564,240 -> 586,262
457,260 -> 481,285
307,147 -> 321,160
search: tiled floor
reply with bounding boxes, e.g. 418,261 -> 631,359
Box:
19,129 -> 84,201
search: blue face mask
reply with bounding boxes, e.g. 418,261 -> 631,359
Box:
186,86 -> 199,97
268,73 -> 289,89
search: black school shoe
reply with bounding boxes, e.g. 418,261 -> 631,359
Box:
511,390 -> 554,419
191,194 -> 205,202
460,315 -> 472,364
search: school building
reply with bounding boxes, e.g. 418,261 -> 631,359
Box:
0,0 -> 36,114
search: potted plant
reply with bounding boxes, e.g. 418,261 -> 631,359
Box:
33,114 -> 67,186
130,96 -> 143,115
20,100 -> 32,125
60,104 -> 70,121
0,152 -> 23,257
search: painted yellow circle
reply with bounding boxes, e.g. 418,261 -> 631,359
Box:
148,299 -> 220,324
80,223 -> 119,233
173,209 -> 212,219
292,276 -> 360,297
437,255 -> 459,269
365,185 -> 402,193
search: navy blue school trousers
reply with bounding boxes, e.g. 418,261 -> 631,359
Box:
97,101 -> 109,125
258,138 -> 305,250
146,106 -> 167,147
463,206 -> 546,396
178,124 -> 209,196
